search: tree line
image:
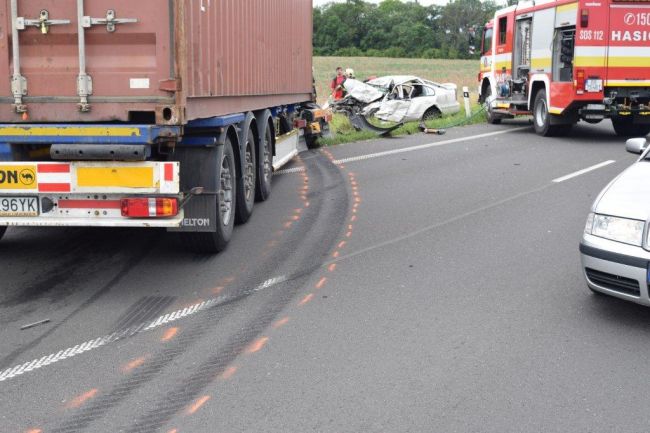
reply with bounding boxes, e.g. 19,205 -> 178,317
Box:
313,0 -> 502,60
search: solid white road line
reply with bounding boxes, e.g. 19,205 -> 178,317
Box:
333,127 -> 531,164
552,160 -> 616,183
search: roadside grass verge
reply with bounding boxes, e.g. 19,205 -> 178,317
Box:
320,103 -> 487,147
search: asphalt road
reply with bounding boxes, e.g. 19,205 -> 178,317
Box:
1,119 -> 649,433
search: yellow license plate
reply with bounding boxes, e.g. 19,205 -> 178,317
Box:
0,165 -> 37,190
76,167 -> 154,188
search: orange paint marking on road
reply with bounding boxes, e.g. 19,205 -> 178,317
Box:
294,208 -> 303,213
346,231 -> 352,237
298,293 -> 315,306
338,241 -> 347,249
25,429 -> 42,433
167,429 -> 178,433
161,327 -> 179,342
223,276 -> 236,284
273,316 -> 291,329
305,201 -> 311,207
247,336 -> 269,354
284,222 -> 293,229
65,388 -> 98,409
292,215 -> 300,221
186,395 -> 211,415
121,355 -> 148,373
332,251 -> 340,258
350,215 -> 357,222
355,197 -> 362,203
352,208 -> 357,214
220,366 -> 238,380
316,277 -> 328,289
348,224 -> 354,230
328,263 -> 337,272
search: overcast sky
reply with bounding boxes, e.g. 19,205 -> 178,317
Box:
313,0 -> 448,6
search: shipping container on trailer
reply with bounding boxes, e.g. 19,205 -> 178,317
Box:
477,0 -> 650,137
0,0 -> 331,253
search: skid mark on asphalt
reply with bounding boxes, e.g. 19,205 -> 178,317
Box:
26,151 -> 349,433
0,277 -> 290,383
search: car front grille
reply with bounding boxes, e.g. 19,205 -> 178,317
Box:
585,268 -> 641,297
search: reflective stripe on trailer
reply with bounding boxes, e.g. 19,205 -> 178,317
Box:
0,162 -> 179,194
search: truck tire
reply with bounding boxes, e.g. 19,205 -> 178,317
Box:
533,89 -> 572,137
235,123 -> 256,224
255,116 -> 274,202
611,117 -> 650,137
181,138 -> 237,254
484,87 -> 501,125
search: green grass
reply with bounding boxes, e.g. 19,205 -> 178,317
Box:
320,103 -> 487,147
314,56 -> 485,146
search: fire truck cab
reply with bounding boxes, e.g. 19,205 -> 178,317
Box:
478,0 -> 650,137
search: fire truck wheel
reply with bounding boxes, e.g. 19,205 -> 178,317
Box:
181,138 -> 237,254
235,123 -> 257,225
484,87 -> 501,125
533,89 -> 571,137
611,117 -> 650,138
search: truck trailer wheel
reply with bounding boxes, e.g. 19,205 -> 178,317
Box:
235,123 -> 257,224
255,115 -> 274,202
533,89 -> 572,137
182,138 -> 237,254
611,117 -> 650,137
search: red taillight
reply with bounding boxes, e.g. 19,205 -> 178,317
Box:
576,69 -> 586,92
121,198 -> 178,218
294,119 -> 307,129
580,9 -> 589,28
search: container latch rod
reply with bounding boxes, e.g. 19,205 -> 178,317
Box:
82,10 -> 138,33
16,10 -> 71,35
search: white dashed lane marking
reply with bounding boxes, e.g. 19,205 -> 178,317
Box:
552,160 -> 616,183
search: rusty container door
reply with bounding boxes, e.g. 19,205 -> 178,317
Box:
0,0 -> 173,123
183,0 -> 314,121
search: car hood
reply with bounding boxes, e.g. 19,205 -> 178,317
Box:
595,161 -> 650,221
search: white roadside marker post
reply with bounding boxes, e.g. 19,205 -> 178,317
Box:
462,86 -> 471,118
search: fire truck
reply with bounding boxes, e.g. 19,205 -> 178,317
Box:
478,0 -> 650,137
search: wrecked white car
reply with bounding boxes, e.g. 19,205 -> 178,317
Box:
362,76 -> 460,123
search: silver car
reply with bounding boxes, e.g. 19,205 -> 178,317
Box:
581,138 -> 650,305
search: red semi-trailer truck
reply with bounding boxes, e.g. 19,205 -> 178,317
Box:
0,0 -> 329,252
478,0 -> 650,137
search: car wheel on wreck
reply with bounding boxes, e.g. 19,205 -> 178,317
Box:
422,107 -> 442,123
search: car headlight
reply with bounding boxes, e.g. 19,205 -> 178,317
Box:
586,213 -> 645,246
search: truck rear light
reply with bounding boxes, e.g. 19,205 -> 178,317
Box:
580,9 -> 589,28
294,119 -> 307,129
576,69 -> 586,93
121,198 -> 178,218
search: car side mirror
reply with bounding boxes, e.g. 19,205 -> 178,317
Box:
626,138 -> 648,154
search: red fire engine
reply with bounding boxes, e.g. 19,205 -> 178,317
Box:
478,0 -> 650,137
